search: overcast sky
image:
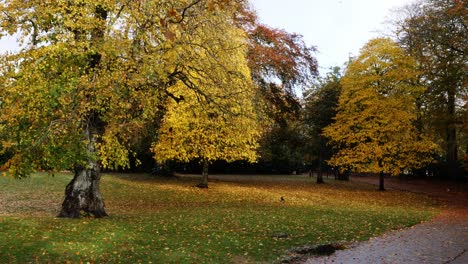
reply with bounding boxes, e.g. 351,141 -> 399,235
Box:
0,0 -> 415,75
250,0 -> 415,74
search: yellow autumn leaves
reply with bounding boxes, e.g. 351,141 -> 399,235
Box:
0,0 -> 264,175
152,19 -> 263,164
323,38 -> 439,175
0,1 -> 440,178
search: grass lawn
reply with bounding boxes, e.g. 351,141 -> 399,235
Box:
0,173 -> 439,263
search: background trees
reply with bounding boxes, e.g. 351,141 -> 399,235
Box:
303,67 -> 342,183
394,0 -> 467,180
323,38 -> 438,190
243,14 -> 318,173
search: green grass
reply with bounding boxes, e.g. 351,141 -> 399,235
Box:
0,173 -> 439,263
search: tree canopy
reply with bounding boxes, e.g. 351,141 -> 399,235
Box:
152,21 -> 263,181
323,38 -> 438,188
241,12 -> 318,173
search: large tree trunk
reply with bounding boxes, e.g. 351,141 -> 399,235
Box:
197,160 -> 209,188
58,119 -> 107,218
58,165 -> 107,218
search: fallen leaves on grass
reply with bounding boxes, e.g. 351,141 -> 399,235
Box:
0,173 -> 439,263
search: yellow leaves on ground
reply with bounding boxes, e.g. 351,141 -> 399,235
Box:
0,173 -> 439,262
98,174 -> 437,216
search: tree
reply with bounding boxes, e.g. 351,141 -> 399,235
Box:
463,96 -> 468,172
245,22 -> 318,92
323,38 -> 438,191
242,13 -> 319,173
151,23 -> 262,188
0,0 -> 252,217
394,0 -> 467,180
303,67 -> 342,183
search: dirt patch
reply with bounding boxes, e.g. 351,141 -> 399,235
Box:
0,192 -> 62,217
280,243 -> 349,263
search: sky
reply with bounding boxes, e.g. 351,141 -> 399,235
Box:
0,34 -> 20,54
0,0 -> 415,75
250,0 -> 415,74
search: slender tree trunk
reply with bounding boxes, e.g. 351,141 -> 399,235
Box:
58,122 -> 107,218
316,153 -> 324,184
344,169 -> 350,181
197,160 -> 209,188
379,171 -> 385,191
446,88 -> 461,180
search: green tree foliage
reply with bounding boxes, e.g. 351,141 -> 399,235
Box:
303,67 -> 342,183
394,0 -> 467,179
323,38 -> 438,190
0,0 -> 253,216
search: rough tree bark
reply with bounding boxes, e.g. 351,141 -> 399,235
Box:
58,165 -> 107,218
58,120 -> 107,218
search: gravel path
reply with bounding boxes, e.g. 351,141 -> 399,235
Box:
303,177 -> 468,264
